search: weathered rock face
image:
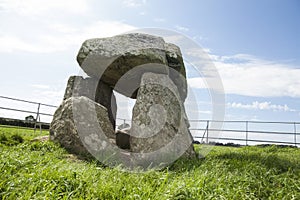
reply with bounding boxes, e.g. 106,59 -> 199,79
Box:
129,72 -> 195,157
76,33 -> 187,101
164,43 -> 187,101
50,33 -> 195,168
63,76 -> 117,128
63,76 -> 96,101
49,96 -> 115,156
94,79 -> 117,129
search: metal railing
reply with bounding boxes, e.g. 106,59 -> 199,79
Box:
117,119 -> 299,147
189,120 -> 300,147
0,95 -> 299,146
0,95 -> 56,133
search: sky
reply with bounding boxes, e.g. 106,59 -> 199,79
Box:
0,0 -> 299,134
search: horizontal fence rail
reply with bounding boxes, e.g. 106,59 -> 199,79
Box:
0,106 -> 54,117
0,95 -> 299,147
0,95 -> 57,108
189,120 -> 300,147
116,119 -> 300,147
0,95 -> 57,133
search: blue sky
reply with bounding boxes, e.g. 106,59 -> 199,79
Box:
0,0 -> 299,125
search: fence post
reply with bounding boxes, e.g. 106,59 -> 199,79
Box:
34,103 -> 41,133
246,121 -> 248,146
206,120 -> 209,144
294,122 -> 297,147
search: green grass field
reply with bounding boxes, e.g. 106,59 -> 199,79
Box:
0,126 -> 299,199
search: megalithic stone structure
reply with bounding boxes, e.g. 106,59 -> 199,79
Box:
50,33 -> 196,168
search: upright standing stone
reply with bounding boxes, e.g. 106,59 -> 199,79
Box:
63,76 -> 117,128
164,43 -> 187,101
50,96 -> 116,156
129,72 -> 196,157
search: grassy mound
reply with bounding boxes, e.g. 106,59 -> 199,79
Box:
0,127 -> 299,199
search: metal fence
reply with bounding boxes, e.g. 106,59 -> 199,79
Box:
116,119 -> 300,147
0,95 -> 56,132
189,120 -> 299,147
0,95 -> 299,147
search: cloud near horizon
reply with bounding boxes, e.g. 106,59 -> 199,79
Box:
227,101 -> 296,112
188,54 -> 300,98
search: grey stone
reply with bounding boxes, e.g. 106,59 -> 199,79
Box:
95,79 -> 117,129
50,96 -> 115,156
129,72 -> 196,158
115,128 -> 130,150
50,33 -> 195,167
63,75 -> 97,101
76,33 -> 187,100
63,76 -> 117,128
165,43 -> 187,101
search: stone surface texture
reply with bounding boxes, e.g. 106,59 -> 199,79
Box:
63,76 -> 117,128
50,33 -> 196,166
50,96 -> 115,156
129,72 -> 195,157
76,33 -> 187,100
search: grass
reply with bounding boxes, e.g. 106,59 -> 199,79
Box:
0,126 -> 299,199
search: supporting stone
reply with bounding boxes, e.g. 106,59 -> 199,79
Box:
129,72 -> 196,157
63,76 -> 117,128
50,96 -> 116,156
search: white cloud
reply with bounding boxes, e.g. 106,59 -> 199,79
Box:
175,25 -> 189,32
0,0 -> 137,53
123,0 -> 146,7
0,20 -> 136,53
0,36 -> 41,53
30,82 -> 67,110
153,18 -> 166,22
192,35 -> 208,42
227,101 -> 296,112
81,21 -> 136,38
187,77 -> 207,89
188,53 -> 300,98
30,84 -> 50,89
0,0 -> 89,16
198,110 -> 212,114
48,23 -> 78,34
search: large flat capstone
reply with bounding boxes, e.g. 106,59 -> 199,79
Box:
77,33 -> 187,101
